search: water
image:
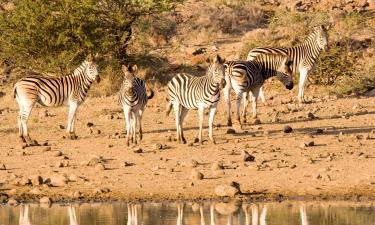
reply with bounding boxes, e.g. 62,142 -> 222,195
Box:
1,201 -> 375,225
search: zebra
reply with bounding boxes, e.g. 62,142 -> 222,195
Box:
247,25 -> 330,104
13,54 -> 100,145
118,65 -> 154,146
223,53 -> 293,127
166,55 -> 226,145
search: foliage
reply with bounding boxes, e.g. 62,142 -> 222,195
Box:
0,0 -> 182,74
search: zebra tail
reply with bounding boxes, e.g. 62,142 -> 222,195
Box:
13,85 -> 18,99
165,98 -> 172,116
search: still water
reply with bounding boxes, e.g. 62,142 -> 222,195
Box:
1,201 -> 375,225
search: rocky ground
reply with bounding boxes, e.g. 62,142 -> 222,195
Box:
0,85 -> 374,204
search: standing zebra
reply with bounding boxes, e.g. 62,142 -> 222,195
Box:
224,53 -> 293,127
166,55 -> 226,145
13,54 -> 100,145
118,65 -> 154,146
247,25 -> 329,103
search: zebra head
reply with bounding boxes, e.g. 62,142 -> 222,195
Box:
208,55 -> 226,89
84,53 -> 100,83
276,56 -> 294,90
313,25 -> 329,51
121,64 -> 137,96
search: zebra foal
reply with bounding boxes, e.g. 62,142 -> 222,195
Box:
247,25 -> 330,103
13,54 -> 100,144
166,55 -> 226,145
118,65 -> 154,146
224,54 -> 293,127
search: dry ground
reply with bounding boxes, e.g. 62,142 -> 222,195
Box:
0,85 -> 375,203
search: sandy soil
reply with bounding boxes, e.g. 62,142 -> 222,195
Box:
0,86 -> 375,203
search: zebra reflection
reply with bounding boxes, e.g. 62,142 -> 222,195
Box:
68,206 -> 78,225
19,205 -> 31,225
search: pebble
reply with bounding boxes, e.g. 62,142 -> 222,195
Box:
53,151 -> 63,157
254,118 -> 261,125
190,169 -> 204,181
87,122 -> 94,127
55,161 -> 64,168
242,150 -> 255,162
316,128 -> 324,134
49,174 -> 68,187
0,193 -> 9,203
133,148 -> 143,153
214,182 -> 241,197
0,164 -> 6,170
190,159 -> 198,168
42,146 -> 51,152
153,143 -> 163,150
39,196 -> 52,205
226,128 -> 236,134
59,125 -> 65,129
211,161 -> 224,171
307,112 -> 316,119
283,125 -> 293,133
95,163 -> 106,171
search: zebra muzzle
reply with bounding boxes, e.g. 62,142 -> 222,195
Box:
220,79 -> 226,89
96,76 -> 101,83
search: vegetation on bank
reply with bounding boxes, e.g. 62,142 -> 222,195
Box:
0,0 -> 374,96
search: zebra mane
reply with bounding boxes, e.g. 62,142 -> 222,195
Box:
301,27 -> 324,46
72,60 -> 89,77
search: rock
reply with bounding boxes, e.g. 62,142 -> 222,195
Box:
226,128 -> 236,134
214,182 -> 241,197
68,174 -> 78,182
53,151 -> 62,157
242,150 -> 255,162
190,159 -> 199,168
39,196 -> 52,205
95,163 -> 106,171
316,128 -> 323,134
87,156 -> 102,166
254,118 -> 261,125
20,177 -> 31,186
307,112 -> 316,119
59,124 -> 65,129
301,140 -> 315,148
283,125 -> 293,133
133,147 -> 143,153
49,175 -> 68,187
0,193 -> 9,203
0,164 -> 6,170
153,143 -> 163,150
29,175 -> 43,186
211,161 -> 224,171
86,122 -> 94,127
193,137 -> 199,143
42,146 -> 51,152
55,161 -> 64,168
7,198 -> 18,206
190,169 -> 204,181
290,164 -> 297,169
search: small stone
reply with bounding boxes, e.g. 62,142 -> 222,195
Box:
254,118 -> 261,125
68,174 -> 78,182
316,128 -> 323,134
0,193 -> 9,203
39,196 -> 52,205
87,122 -> 94,127
29,175 -> 43,186
307,112 -> 316,119
42,146 -> 51,152
211,161 -> 224,171
242,150 -> 255,162
59,125 -> 65,129
305,141 -> 315,147
133,148 -> 143,153
190,159 -> 199,168
53,151 -> 62,157
283,125 -> 293,133
290,164 -> 297,169
153,143 -> 163,150
55,161 -> 64,168
0,164 -> 6,170
7,198 -> 18,206
190,169 -> 204,181
193,137 -> 199,143
226,128 -> 236,134
95,163 -> 106,171
49,175 -> 68,187
214,182 -> 241,197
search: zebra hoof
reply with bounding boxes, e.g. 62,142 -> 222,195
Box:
68,133 -> 78,140
227,120 -> 232,127
19,136 -> 26,143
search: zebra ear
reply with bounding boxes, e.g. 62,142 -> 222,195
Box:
86,54 -> 93,62
214,55 -> 224,64
121,65 -> 129,74
131,65 -> 138,73
206,57 -> 211,63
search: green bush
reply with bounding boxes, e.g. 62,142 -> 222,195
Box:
0,0 -> 182,74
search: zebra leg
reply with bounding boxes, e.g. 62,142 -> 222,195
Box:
251,87 -> 261,119
208,106 -> 217,144
241,91 -> 250,123
123,108 -> 132,146
17,107 -> 25,143
67,102 -> 78,140
138,110 -> 143,141
132,112 -> 137,145
173,103 -> 182,143
223,76 -> 232,127
298,69 -> 309,103
259,86 -> 267,105
179,107 -> 188,144
198,106 -> 205,144
20,103 -> 36,145
235,91 -> 243,129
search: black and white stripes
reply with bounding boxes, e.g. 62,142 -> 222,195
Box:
166,55 -> 226,144
223,54 -> 293,127
247,25 -> 329,103
13,54 -> 99,144
118,65 -> 154,146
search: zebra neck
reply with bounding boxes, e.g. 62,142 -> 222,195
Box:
298,35 -> 324,61
205,75 -> 220,92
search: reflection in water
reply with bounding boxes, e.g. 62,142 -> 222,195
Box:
0,201 -> 374,225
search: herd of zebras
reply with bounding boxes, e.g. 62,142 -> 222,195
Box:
13,25 -> 329,146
